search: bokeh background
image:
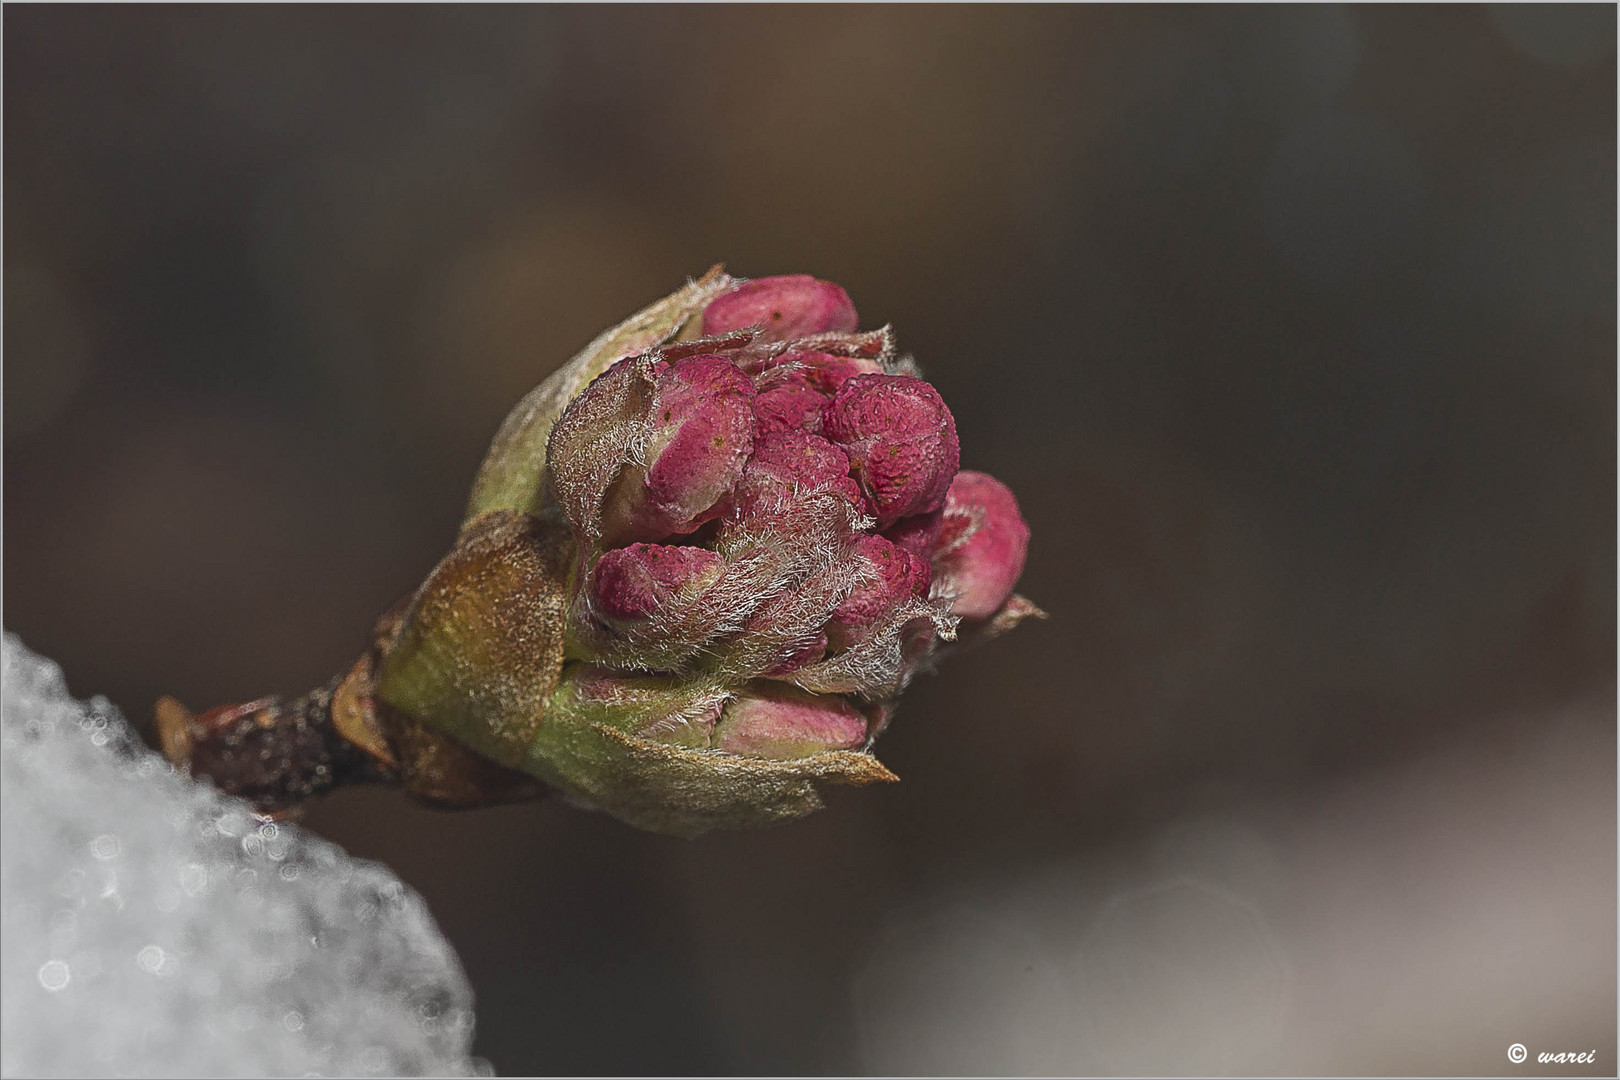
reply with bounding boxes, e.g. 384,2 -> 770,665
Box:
6,5 -> 1615,1075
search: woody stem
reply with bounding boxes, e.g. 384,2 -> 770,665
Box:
154,673 -> 394,815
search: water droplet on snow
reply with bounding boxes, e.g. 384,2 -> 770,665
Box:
179,862 -> 208,896
136,944 -> 171,975
37,960 -> 70,992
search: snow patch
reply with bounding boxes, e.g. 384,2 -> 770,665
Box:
0,633 -> 489,1077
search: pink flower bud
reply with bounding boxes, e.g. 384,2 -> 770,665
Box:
712,682 -> 869,759
931,470 -> 1030,621
599,353 -> 756,543
736,430 -> 866,516
776,349 -> 885,394
822,374 -> 960,527
752,370 -> 830,436
590,543 -> 726,621
721,552 -> 855,681
749,350 -> 888,437
882,508 -> 945,561
314,271 -> 1039,838
828,534 -> 931,647
701,274 -> 859,342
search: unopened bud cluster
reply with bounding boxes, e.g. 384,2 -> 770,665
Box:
545,276 -> 1028,765
344,270 -> 1045,835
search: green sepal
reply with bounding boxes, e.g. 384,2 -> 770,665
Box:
376,510 -> 576,768
527,664 -> 897,838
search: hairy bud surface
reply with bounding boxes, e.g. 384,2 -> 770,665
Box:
374,270 -> 1042,835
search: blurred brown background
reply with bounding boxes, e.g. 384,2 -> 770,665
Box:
6,5 -> 1615,1075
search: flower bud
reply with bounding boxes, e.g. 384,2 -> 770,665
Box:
823,374 -> 961,527
932,470 -> 1031,620
359,272 -> 1040,836
751,349 -> 891,435
729,429 -> 866,523
771,348 -> 886,390
752,370 -> 829,436
716,549 -> 854,681
712,682 -> 869,759
882,508 -> 945,561
828,534 -> 931,648
575,541 -> 743,672
590,543 -> 726,621
524,664 -> 894,836
554,352 -> 757,547
701,274 -> 859,342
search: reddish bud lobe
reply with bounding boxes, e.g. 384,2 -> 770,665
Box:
750,430 -> 857,491
933,470 -> 1030,620
713,683 -> 868,759
882,509 -> 945,561
701,275 -> 859,342
590,543 -> 726,621
753,372 -> 830,436
609,354 -> 756,540
830,534 -> 931,643
733,430 -> 866,519
823,374 -> 960,527
778,350 -> 885,394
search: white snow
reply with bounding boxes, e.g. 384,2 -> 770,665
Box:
0,633 -> 489,1077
